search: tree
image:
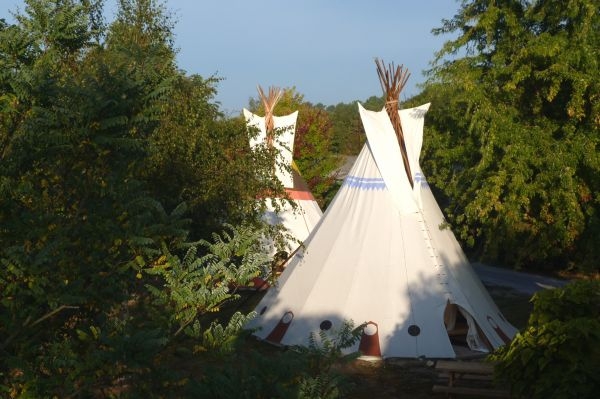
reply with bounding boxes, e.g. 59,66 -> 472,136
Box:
0,0 -> 164,394
328,100 -> 364,155
422,0 -> 600,272
293,101 -> 339,209
0,1 -> 275,396
144,73 -> 274,239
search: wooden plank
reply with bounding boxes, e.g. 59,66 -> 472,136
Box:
447,326 -> 469,336
435,360 -> 495,374
432,385 -> 510,398
437,372 -> 494,382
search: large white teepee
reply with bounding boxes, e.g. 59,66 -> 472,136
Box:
243,100 -> 322,256
245,102 -> 517,359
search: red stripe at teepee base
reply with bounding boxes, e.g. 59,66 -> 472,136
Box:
266,311 -> 294,344
285,188 -> 316,201
358,321 -> 382,357
487,316 -> 512,344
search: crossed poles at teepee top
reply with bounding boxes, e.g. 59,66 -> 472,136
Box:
375,58 -> 413,188
257,85 -> 283,147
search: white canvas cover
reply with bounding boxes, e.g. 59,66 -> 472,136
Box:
245,103 -> 517,358
243,109 -> 323,254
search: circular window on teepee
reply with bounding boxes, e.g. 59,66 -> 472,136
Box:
319,320 -> 333,331
408,325 -> 421,336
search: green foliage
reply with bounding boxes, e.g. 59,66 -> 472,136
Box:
301,320 -> 364,374
146,76 -> 274,238
328,95 -> 384,155
187,347 -> 305,398
187,320 -> 363,399
528,279 -> 600,325
423,0 -> 600,272
0,4 -> 165,392
0,0 -> 277,396
297,320 -> 364,399
144,224 -> 270,340
294,104 -> 340,209
491,280 -> 600,398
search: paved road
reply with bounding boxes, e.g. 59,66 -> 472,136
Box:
472,262 -> 568,295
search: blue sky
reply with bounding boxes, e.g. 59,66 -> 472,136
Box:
1,0 -> 461,115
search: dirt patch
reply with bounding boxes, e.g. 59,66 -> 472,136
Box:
339,358 -> 438,399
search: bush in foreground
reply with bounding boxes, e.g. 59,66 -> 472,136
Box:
492,279 -> 600,398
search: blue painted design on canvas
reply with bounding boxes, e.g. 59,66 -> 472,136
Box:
413,172 -> 429,186
343,175 -> 386,190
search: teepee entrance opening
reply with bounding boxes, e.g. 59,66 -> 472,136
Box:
444,302 -> 492,353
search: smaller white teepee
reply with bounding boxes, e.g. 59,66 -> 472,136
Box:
243,86 -> 322,257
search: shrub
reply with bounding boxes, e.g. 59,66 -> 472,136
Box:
492,280 -> 600,398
